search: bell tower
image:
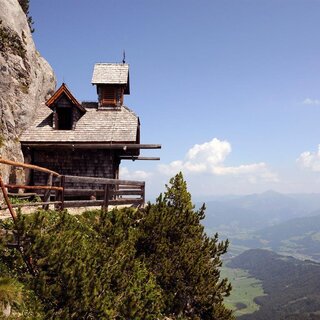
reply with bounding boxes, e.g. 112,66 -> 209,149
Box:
91,63 -> 130,108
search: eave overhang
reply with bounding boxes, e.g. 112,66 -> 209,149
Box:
21,142 -> 161,150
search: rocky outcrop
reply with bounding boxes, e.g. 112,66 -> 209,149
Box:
0,0 -> 56,183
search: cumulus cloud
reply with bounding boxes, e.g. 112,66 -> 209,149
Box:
158,138 -> 278,182
119,167 -> 152,180
302,98 -> 320,105
297,145 -> 320,171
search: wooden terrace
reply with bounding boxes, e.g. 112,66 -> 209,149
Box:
0,158 -> 145,222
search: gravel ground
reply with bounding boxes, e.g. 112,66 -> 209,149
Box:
0,203 -> 134,220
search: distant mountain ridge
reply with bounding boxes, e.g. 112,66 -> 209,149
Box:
202,191 -> 320,261
233,212 -> 320,261
202,191 -> 320,231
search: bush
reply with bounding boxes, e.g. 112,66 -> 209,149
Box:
0,173 -> 234,319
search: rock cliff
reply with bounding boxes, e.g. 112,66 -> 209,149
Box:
0,0 -> 56,183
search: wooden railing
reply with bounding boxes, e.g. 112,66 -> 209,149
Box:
0,158 -> 145,221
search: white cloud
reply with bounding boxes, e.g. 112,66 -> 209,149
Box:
119,167 -> 152,180
297,145 -> 320,171
302,98 -> 320,105
158,138 -> 278,182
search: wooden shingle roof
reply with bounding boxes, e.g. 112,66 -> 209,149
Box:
91,63 -> 129,85
20,104 -> 139,144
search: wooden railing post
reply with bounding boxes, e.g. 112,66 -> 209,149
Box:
42,173 -> 53,210
54,175 -> 65,211
102,184 -> 109,213
141,182 -> 145,206
0,176 -> 18,222
60,175 -> 65,210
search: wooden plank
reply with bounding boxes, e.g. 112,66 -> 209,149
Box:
64,189 -> 104,196
118,185 -> 142,190
5,184 -> 63,191
64,175 -> 144,186
110,190 -> 144,196
63,189 -> 143,196
0,158 -> 60,176
63,200 -> 104,208
22,143 -> 161,150
120,156 -> 160,160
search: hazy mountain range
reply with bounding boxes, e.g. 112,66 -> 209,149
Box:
202,190 -> 320,230
201,191 -> 320,261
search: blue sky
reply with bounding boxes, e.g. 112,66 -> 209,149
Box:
30,0 -> 320,200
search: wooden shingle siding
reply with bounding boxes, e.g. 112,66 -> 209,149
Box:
32,149 -> 118,188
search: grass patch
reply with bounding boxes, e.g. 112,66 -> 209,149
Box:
9,194 -> 41,205
0,20 -> 26,59
222,266 -> 266,317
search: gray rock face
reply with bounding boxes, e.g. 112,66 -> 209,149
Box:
0,0 -> 56,183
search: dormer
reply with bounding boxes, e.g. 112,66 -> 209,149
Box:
91,63 -> 130,109
46,83 -> 86,130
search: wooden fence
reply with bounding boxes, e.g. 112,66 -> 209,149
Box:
0,158 -> 145,222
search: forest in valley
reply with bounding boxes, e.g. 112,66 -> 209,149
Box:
203,192 -> 320,319
228,249 -> 320,320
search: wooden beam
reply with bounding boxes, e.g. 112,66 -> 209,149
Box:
63,200 -> 104,207
64,189 -> 104,196
119,156 -> 160,160
21,143 -> 161,150
64,175 -> 145,186
5,184 -> 63,191
118,185 -> 142,190
111,190 -> 144,196
63,189 -> 143,196
0,158 -> 60,176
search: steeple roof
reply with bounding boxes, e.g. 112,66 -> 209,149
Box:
91,63 -> 130,94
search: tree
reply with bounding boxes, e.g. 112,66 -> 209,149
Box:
18,0 -> 34,33
136,172 -> 233,319
0,277 -> 23,317
0,173 -> 233,319
12,209 -> 163,319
